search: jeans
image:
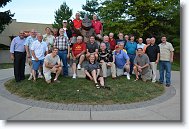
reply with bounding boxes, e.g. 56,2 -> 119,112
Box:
159,61 -> 171,85
128,54 -> 136,75
58,50 -> 68,76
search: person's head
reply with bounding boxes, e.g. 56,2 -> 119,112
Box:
89,36 -> 95,43
100,42 -> 106,51
138,38 -> 143,44
75,12 -> 80,20
124,35 -> 129,41
51,47 -> 59,56
118,33 -> 124,40
62,20 -> 67,28
45,27 -> 51,35
30,29 -> 36,38
59,28 -> 64,36
130,35 -> 135,42
89,54 -> 95,63
103,35 -> 109,42
37,33 -> 43,42
77,36 -> 83,43
161,36 -> 167,43
118,43 -> 124,50
137,48 -> 143,56
109,32 -> 114,39
52,28 -> 58,35
150,37 -> 156,45
115,45 -> 120,53
93,14 -> 97,21
146,38 -> 151,45
19,30 -> 25,39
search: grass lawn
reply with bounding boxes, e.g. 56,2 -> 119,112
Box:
5,75 -> 165,105
0,63 -> 13,69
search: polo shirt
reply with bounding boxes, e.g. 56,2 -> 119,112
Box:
31,40 -> 48,60
134,54 -> 150,75
72,42 -> 86,57
125,41 -> 137,54
159,42 -> 174,61
91,20 -> 102,34
145,44 -> 160,62
86,42 -> 99,53
113,50 -> 130,69
73,19 -> 82,29
10,36 -> 26,53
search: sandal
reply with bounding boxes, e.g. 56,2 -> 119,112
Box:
134,78 -> 139,81
101,85 -> 111,90
95,83 -> 100,89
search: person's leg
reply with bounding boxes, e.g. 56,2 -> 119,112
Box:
101,62 -> 107,78
55,67 -> 62,80
128,54 -> 135,75
72,59 -> 77,78
91,70 -> 98,84
86,53 -> 90,60
124,64 -> 130,80
20,53 -> 26,80
159,61 -> 165,83
14,52 -> 20,82
32,60 -> 40,81
44,71 -> 52,84
98,77 -> 104,86
165,61 -> 171,85
78,54 -> 85,65
151,62 -> 157,82
58,51 -> 64,75
133,66 -> 139,80
28,59 -> 33,80
110,62 -> 116,78
62,50 -> 68,76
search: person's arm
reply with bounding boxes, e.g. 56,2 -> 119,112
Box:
67,45 -> 70,58
10,38 -> 15,60
170,51 -> 174,63
31,50 -> 38,61
156,53 -> 160,64
45,61 -> 54,69
25,45 -> 31,58
45,44 -> 48,55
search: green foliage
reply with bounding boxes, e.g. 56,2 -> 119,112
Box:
52,2 -> 72,29
0,0 -> 14,33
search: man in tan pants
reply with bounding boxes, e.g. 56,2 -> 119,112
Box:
98,43 -> 116,78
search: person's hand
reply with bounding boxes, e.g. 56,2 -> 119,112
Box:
55,65 -> 59,68
170,58 -> 173,63
10,54 -> 14,60
76,54 -> 80,58
67,54 -> 70,59
155,60 -> 159,64
100,60 -> 104,63
35,57 -> 39,62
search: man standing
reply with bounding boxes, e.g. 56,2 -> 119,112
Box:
43,47 -> 62,84
134,48 -> 151,82
25,29 -> 37,80
31,33 -> 48,81
54,28 -> 70,76
43,27 -> 55,52
124,35 -> 129,43
116,33 -> 126,46
62,20 -> 72,40
86,36 -> 99,60
137,37 -> 146,52
72,36 -> 86,78
143,38 -> 151,52
109,32 -> 116,51
10,30 -> 26,82
145,37 -> 160,83
159,36 -> 174,87
91,14 -> 103,39
125,35 -> 137,75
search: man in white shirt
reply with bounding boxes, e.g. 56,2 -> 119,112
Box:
31,33 -> 48,81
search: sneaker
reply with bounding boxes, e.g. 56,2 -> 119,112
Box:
152,80 -> 156,83
38,74 -> 43,78
28,74 -> 33,80
123,72 -> 127,76
72,73 -> 76,79
166,84 -> 170,87
126,74 -> 130,80
77,64 -> 81,70
67,63 -> 70,67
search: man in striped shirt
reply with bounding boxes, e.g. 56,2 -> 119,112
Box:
54,28 -> 70,76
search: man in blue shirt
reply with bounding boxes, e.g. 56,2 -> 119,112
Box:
113,45 -> 130,80
10,30 -> 26,82
125,35 -> 137,75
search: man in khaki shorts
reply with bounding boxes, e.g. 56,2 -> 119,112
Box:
43,47 -> 62,83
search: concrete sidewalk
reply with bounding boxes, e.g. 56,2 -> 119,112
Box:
0,67 -> 180,120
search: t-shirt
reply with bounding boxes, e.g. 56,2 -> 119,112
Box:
72,42 -> 86,57
113,50 -> 130,69
43,54 -> 61,73
137,43 -> 146,50
134,54 -> 150,75
145,44 -> 160,62
84,61 -> 100,73
86,42 -> 99,53
159,42 -> 174,61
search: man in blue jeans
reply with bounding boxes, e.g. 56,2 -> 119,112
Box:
159,36 -> 174,87
125,35 -> 137,75
54,28 -> 70,76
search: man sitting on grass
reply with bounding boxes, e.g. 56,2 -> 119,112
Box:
43,47 -> 62,84
84,54 -> 105,89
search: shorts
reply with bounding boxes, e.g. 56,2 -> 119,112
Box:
72,54 -> 85,64
86,70 -> 102,80
32,59 -> 44,71
141,71 -> 151,81
43,71 -> 51,81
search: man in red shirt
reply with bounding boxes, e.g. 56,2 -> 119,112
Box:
109,32 -> 116,51
71,13 -> 82,45
72,36 -> 86,78
91,14 -> 103,40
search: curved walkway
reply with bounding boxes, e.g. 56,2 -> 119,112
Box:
0,67 -> 180,120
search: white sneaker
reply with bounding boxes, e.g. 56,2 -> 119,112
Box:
38,74 -> 43,78
123,72 -> 127,76
77,64 -> 81,70
72,73 -> 76,79
67,63 -> 70,67
127,74 -> 130,80
28,74 -> 33,80
152,80 -> 156,83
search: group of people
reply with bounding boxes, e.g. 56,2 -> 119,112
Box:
10,13 -> 174,88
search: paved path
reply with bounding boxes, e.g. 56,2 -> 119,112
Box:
0,67 -> 180,120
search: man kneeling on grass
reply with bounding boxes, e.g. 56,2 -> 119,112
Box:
84,54 -> 105,89
43,47 -> 62,83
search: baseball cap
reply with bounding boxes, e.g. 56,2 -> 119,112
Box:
62,20 -> 67,23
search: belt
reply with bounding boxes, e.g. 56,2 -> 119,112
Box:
59,49 -> 67,51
